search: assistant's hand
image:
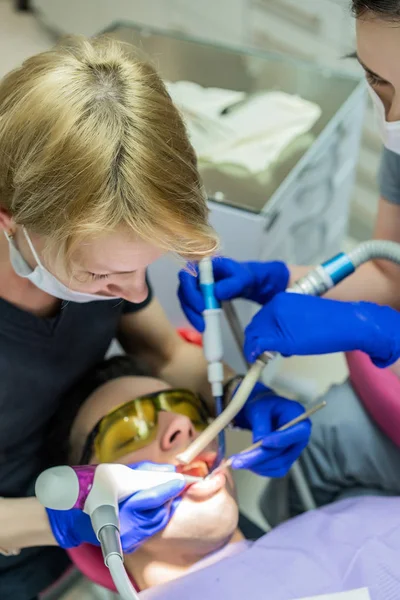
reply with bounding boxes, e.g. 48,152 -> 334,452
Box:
231,382 -> 311,478
178,257 -> 290,332
46,462 -> 185,553
244,292 -> 400,368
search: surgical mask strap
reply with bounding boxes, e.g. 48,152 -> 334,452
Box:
22,227 -> 43,268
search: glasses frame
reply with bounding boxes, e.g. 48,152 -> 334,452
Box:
78,388 -> 210,465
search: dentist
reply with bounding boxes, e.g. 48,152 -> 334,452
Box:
0,35 -> 310,600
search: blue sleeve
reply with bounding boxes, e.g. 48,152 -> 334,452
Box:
378,147 -> 400,204
122,273 -> 153,314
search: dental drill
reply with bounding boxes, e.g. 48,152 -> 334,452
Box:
177,239 -> 400,466
35,464 -> 201,600
199,258 -> 225,465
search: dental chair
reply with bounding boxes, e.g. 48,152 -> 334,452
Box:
346,350 -> 400,448
67,545 -> 129,597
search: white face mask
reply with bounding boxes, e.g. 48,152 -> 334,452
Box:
5,228 -> 117,303
368,83 -> 400,155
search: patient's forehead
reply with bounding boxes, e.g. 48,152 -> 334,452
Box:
72,375 -> 171,441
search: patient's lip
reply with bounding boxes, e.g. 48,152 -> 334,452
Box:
175,451 -> 225,499
184,472 -> 226,501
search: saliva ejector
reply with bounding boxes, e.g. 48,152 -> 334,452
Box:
35,464 -> 201,600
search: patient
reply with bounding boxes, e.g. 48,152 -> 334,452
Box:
47,356 -> 400,599
46,355 -> 245,591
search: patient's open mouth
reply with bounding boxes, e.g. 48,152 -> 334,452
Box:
176,452 -> 216,479
176,452 -> 225,500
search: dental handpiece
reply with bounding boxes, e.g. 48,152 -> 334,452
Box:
178,240 -> 400,466
199,258 -> 225,463
35,464 -> 201,514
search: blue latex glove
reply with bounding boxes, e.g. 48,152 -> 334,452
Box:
178,257 -> 290,332
231,382 -> 311,478
244,292 -> 400,368
47,462 -> 185,553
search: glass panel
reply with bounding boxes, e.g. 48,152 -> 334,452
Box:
106,22 -> 362,213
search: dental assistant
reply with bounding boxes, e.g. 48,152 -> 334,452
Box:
0,36 -> 309,600
179,0 -> 400,371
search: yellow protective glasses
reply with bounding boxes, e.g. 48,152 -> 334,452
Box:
79,389 -> 211,464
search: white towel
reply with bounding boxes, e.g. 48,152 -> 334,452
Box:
296,588 -> 371,600
202,92 -> 321,173
167,81 -> 321,175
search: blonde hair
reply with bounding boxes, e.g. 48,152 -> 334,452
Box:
0,35 -> 218,262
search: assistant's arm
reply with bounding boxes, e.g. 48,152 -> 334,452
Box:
289,196 -> 400,309
0,497 -> 56,550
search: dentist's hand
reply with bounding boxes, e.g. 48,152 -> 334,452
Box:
46,462 -> 185,553
231,383 -> 311,477
244,293 -> 400,368
178,258 -> 290,332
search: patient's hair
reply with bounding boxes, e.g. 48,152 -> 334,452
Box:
0,35 -> 218,265
45,355 -> 148,467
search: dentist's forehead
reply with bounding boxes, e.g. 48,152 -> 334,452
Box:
73,228 -> 164,273
357,17 -> 400,85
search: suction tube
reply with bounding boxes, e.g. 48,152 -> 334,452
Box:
177,240 -> 400,465
176,354 -> 270,464
107,554 -> 140,600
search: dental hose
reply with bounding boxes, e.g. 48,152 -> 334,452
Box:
96,516 -> 140,600
177,240 -> 400,465
107,554 -> 139,599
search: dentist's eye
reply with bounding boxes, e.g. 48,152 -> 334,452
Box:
89,273 -> 109,281
366,72 -> 387,87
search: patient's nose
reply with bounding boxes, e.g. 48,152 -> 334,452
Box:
160,413 -> 195,452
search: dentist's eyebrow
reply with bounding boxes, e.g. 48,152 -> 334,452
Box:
81,269 -> 136,275
94,270 -> 136,275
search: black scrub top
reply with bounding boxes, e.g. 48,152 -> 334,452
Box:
0,286 -> 152,600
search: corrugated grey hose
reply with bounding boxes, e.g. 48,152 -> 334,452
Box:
348,240 -> 400,267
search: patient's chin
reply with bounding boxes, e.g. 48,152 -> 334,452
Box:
159,484 -> 239,550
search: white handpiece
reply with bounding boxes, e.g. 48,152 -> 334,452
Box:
35,464 -> 199,515
84,464 -> 190,515
199,258 -> 224,397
